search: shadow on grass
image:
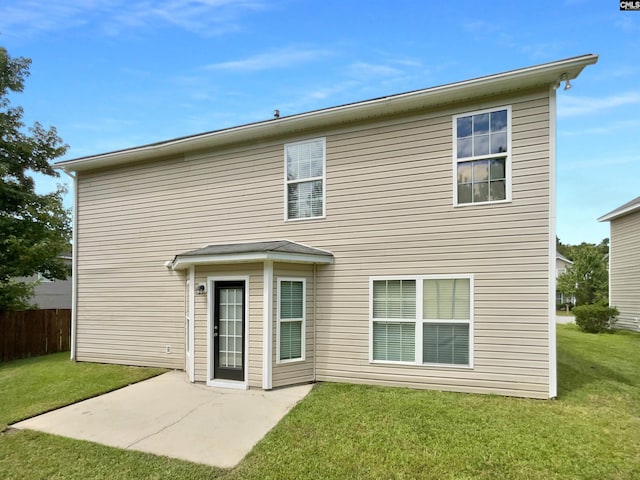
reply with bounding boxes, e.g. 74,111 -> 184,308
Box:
557,342 -> 636,398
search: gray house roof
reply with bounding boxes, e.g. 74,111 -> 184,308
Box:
598,195 -> 640,222
556,252 -> 573,264
169,240 -> 334,270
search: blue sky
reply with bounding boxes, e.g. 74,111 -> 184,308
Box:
1,0 -> 638,245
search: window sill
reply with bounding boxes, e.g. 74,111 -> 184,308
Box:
454,199 -> 512,208
284,215 -> 326,223
276,357 -> 305,365
370,360 -> 473,370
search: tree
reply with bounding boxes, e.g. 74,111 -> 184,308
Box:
557,242 -> 609,306
0,46 -> 70,310
556,236 -> 572,260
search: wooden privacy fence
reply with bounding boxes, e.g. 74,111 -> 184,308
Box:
0,309 -> 71,362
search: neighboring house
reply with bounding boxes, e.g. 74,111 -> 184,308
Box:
555,253 -> 574,307
57,54 -> 597,399
598,195 -> 640,331
15,254 -> 73,309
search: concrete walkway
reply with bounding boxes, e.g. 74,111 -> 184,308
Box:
12,371 -> 312,468
556,314 -> 575,324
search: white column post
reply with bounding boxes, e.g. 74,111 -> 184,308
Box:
262,260 -> 274,390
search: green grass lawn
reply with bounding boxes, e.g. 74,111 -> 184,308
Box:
0,352 -> 167,430
233,324 -> 640,479
2,325 -> 640,479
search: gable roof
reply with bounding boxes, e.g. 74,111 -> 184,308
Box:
598,195 -> 640,222
556,252 -> 573,264
169,240 -> 334,270
56,54 -> 598,174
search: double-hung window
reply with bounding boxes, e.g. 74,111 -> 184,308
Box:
285,138 -> 325,220
277,278 -> 305,363
454,107 -> 511,205
371,280 -> 416,362
422,278 -> 471,365
370,275 -> 473,367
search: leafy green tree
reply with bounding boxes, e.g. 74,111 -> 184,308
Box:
557,242 -> 609,306
1,46 -> 70,310
556,236 -> 573,260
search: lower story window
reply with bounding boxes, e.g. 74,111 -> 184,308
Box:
371,276 -> 473,367
423,323 -> 469,365
278,278 -> 305,362
372,322 -> 415,362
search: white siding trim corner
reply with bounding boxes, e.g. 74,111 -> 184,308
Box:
69,171 -> 78,360
263,261 -> 274,389
187,266 -> 196,382
548,85 -> 558,399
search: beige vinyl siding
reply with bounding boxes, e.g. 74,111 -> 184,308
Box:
272,263 -> 315,388
610,211 -> 640,331
75,86 -> 552,397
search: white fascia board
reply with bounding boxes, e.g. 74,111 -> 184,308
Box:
597,202 -> 640,222
56,55 -> 598,174
170,251 -> 334,270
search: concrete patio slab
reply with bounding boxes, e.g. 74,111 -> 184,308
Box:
12,371 -> 312,468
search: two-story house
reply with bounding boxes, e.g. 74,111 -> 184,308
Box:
57,54 -> 597,399
599,195 -> 640,331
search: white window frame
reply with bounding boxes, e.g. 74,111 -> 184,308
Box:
453,106 -> 512,207
276,277 -> 306,364
369,274 -> 474,368
284,137 -> 326,221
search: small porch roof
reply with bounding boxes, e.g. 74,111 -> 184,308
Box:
168,240 -> 334,270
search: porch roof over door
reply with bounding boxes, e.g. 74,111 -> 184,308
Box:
168,240 -> 334,270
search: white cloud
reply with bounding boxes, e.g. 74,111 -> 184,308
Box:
203,47 -> 332,71
0,0 -> 266,37
614,16 -> 637,33
558,92 -> 640,117
347,62 -> 402,79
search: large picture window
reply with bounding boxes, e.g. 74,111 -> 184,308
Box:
277,278 -> 305,362
370,276 -> 473,367
285,138 -> 325,220
454,107 -> 511,205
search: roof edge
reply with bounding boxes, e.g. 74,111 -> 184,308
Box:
598,195 -> 640,222
57,54 -> 598,173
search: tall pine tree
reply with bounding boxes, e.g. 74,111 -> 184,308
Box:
1,46 -> 70,310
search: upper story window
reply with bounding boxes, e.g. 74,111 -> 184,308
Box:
454,107 -> 511,206
285,138 -> 326,220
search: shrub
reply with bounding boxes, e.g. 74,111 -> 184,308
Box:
573,304 -> 619,333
